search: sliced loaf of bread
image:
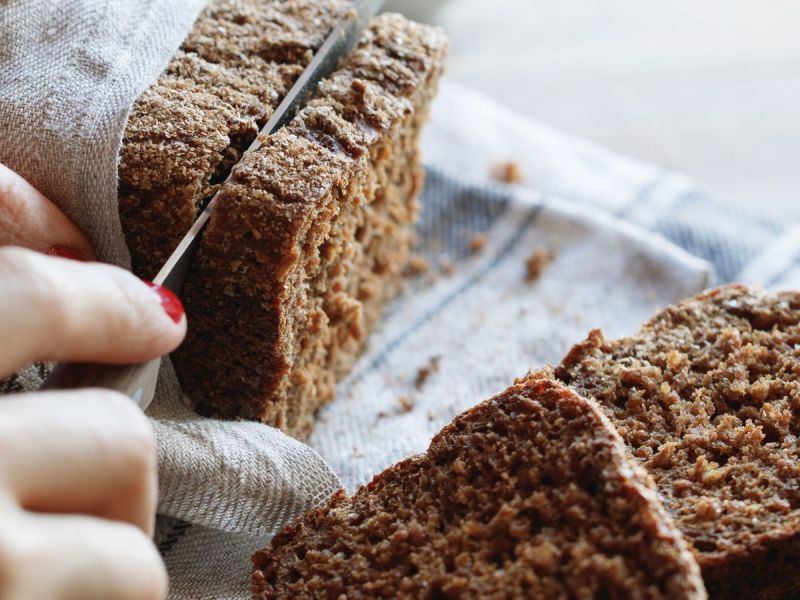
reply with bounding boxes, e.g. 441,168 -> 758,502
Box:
119,4 -> 448,435
120,0 -> 349,278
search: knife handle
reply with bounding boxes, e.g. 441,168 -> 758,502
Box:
41,358 -> 162,411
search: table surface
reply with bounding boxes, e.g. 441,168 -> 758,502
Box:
410,0 -> 800,222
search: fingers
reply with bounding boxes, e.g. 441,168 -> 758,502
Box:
0,390 -> 158,536
0,162 -> 95,260
0,511 -> 167,600
0,389 -> 167,599
0,247 -> 185,377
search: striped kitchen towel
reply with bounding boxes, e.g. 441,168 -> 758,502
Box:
422,81 -> 800,291
158,81 -> 798,599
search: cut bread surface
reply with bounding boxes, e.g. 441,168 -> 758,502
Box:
544,285 -> 800,599
252,379 -> 706,599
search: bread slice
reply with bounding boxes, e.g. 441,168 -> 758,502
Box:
541,285 -> 800,599
120,0 -> 349,278
252,379 -> 706,599
171,14 -> 447,435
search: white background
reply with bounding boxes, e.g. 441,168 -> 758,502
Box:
388,0 -> 800,221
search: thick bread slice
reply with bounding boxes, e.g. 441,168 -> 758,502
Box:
544,285 -> 800,599
252,379 -> 706,599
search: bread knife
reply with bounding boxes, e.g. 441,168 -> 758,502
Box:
42,0 -> 386,410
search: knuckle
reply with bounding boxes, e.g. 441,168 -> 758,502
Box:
110,269 -> 168,337
0,247 -> 70,331
109,269 -> 182,353
0,517 -> 32,598
0,177 -> 30,231
85,389 -> 157,479
113,524 -> 168,599
86,265 -> 143,339
109,266 -> 146,313
57,262 -> 164,357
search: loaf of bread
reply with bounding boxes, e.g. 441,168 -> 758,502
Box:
540,285 -> 800,599
252,379 -> 706,599
118,2 -> 447,435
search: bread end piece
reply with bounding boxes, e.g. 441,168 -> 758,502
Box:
549,284 -> 800,599
252,378 -> 706,599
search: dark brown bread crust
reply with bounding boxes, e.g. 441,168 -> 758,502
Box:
172,14 -> 447,435
543,285 -> 800,599
119,0 -> 348,279
252,379 -> 706,599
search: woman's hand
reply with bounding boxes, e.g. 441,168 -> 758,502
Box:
0,166 -> 185,599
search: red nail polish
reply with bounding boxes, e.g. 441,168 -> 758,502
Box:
144,281 -> 184,324
47,245 -> 86,261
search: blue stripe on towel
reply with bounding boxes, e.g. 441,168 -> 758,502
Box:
348,203 -> 543,384
417,167 -> 513,262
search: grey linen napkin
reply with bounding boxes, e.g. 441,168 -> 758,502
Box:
2,3 -> 795,599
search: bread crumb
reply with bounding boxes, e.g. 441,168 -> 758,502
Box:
351,447 -> 364,458
427,409 -> 436,421
525,248 -> 553,282
405,254 -> 430,277
440,258 -> 456,277
491,160 -> 525,184
469,233 -> 487,255
375,397 -> 416,422
398,395 -> 415,412
415,355 -> 441,390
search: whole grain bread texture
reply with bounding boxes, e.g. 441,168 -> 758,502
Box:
252,379 -> 706,599
120,0 -> 350,278
119,3 -> 448,436
536,285 -> 800,599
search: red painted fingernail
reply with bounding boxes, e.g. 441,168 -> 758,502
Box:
47,245 -> 86,261
144,281 -> 184,324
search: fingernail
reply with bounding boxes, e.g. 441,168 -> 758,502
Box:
144,281 -> 184,324
47,245 -> 86,261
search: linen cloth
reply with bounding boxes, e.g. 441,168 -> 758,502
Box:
2,1 -> 799,598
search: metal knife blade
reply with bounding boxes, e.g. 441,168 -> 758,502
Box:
156,0 -> 386,295
43,0 -> 386,410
